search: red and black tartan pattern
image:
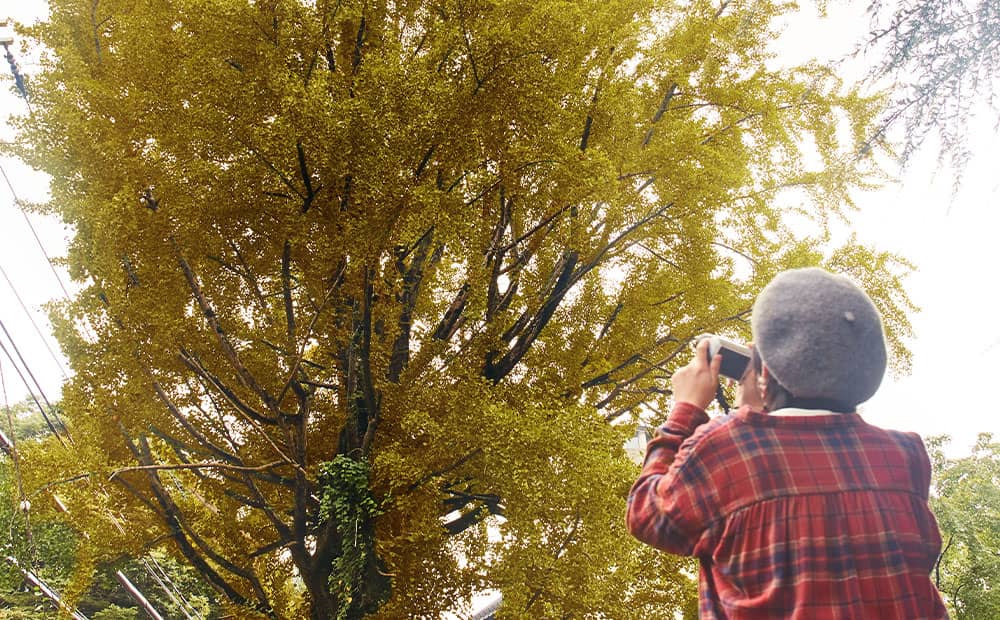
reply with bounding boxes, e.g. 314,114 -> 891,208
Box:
627,402 -> 949,619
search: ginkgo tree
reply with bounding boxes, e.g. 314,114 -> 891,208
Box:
9,0 -> 916,618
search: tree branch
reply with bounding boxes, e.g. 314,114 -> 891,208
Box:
110,460 -> 287,480
296,141 -> 320,213
388,227 -> 435,382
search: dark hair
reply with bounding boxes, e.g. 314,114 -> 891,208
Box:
751,346 -> 853,413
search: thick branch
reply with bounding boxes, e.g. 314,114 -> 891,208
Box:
135,436 -> 259,610
296,141 -> 319,213
178,350 -> 278,426
484,250 -> 579,382
388,228 -> 435,382
432,284 -> 470,342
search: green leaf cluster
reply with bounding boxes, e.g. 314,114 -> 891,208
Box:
319,456 -> 389,620
927,435 -> 1000,620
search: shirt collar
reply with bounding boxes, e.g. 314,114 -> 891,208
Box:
767,407 -> 838,417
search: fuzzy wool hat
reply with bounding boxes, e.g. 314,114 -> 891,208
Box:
751,267 -> 887,407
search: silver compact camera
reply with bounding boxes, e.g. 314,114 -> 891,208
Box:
694,333 -> 752,380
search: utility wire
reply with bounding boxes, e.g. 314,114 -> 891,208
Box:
0,163 -> 72,301
0,317 -> 68,437
0,330 -> 65,447
0,262 -> 69,378
1,360 -> 37,571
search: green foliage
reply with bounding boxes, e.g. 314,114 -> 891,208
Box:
0,462 -> 77,593
319,456 -> 389,620
91,604 -> 139,620
927,434 -> 1000,620
1,458 -> 217,619
2,400 -> 66,444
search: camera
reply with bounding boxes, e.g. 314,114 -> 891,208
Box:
694,333 -> 751,380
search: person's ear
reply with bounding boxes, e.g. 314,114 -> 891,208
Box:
757,365 -> 769,399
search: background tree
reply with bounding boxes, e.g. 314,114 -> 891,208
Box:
864,0 -> 1000,172
926,434 -> 1000,619
9,0 -> 915,618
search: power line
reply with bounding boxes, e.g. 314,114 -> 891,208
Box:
0,262 -> 69,378
0,330 -> 66,447
0,27 -> 199,620
0,317 -> 68,436
0,163 -> 72,301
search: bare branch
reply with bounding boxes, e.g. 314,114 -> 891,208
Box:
110,460 -> 287,480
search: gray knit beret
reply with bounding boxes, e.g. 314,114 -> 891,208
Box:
751,268 -> 887,407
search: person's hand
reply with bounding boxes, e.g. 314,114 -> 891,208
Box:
672,339 -> 722,410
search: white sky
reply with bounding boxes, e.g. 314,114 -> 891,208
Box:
1,2 -> 998,456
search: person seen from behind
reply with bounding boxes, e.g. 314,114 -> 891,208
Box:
626,267 -> 948,619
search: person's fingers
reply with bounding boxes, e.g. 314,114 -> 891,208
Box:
710,352 -> 722,378
693,338 -> 710,368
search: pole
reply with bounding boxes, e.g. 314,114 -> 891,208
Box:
116,570 -> 165,620
5,555 -> 89,620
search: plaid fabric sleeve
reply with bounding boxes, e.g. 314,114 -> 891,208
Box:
626,401 -> 719,556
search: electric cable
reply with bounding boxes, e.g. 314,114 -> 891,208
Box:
1,360 -> 38,572
0,163 -> 72,301
0,262 -> 69,378
0,317 -> 68,437
0,330 -> 65,447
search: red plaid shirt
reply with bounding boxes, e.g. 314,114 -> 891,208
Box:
627,402 -> 948,619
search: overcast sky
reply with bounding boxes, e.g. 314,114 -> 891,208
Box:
1,2 -> 997,456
